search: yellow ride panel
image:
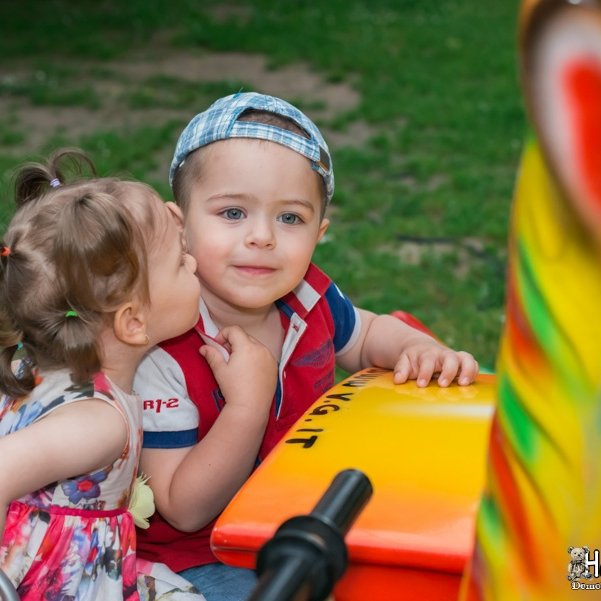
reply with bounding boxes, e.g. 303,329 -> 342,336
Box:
212,369 -> 496,600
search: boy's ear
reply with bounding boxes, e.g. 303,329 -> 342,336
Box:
317,218 -> 330,242
113,302 -> 149,346
166,201 -> 184,230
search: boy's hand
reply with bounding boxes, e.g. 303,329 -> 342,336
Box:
200,325 -> 277,412
338,311 -> 480,387
393,341 -> 478,387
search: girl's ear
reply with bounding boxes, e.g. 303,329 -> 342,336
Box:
317,217 -> 330,242
113,302 -> 149,346
166,202 -> 184,230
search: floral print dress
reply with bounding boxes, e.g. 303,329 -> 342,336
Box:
0,367 -> 205,601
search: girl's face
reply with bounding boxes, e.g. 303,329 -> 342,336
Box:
183,139 -> 329,315
145,198 -> 200,344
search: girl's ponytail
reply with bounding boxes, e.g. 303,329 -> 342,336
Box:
0,238 -> 34,397
14,147 -> 95,207
0,309 -> 33,398
51,307 -> 102,389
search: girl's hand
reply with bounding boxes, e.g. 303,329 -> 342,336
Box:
393,342 -> 479,387
200,325 -> 277,412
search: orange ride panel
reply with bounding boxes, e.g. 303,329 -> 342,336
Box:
211,368 -> 496,600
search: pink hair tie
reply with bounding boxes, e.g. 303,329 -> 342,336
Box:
0,245 -> 10,257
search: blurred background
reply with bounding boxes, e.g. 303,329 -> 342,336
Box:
0,0 -> 525,371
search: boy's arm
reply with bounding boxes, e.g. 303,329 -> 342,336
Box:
336,308 -> 478,387
141,401 -> 269,532
138,327 -> 276,532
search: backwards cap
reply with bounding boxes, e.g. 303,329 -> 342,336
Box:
169,92 -> 334,204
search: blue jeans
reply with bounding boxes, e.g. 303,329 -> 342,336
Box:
179,563 -> 258,601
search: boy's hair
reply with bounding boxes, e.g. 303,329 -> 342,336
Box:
170,92 -> 334,217
0,148 -> 161,397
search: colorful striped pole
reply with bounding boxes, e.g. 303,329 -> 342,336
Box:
461,1 -> 601,599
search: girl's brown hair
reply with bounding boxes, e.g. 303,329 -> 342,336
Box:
0,148 -> 161,397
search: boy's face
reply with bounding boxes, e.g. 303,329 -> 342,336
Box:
183,138 -> 329,312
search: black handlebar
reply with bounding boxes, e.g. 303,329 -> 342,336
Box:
248,468 -> 373,601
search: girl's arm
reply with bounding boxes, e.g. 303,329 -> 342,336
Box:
0,400 -> 127,538
336,309 -> 478,387
140,326 -> 277,532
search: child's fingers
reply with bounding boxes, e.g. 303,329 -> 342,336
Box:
219,325 -> 265,348
218,324 -> 243,343
457,352 -> 479,386
415,354 -> 437,387
199,344 -> 226,373
393,354 -> 413,384
395,348 -> 479,387
436,353 -> 461,387
218,325 -> 254,350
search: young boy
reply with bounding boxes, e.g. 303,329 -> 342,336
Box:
134,92 -> 479,601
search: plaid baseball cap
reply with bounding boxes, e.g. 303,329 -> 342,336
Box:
169,92 -> 334,204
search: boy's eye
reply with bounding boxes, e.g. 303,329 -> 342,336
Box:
278,213 -> 302,225
222,208 -> 244,220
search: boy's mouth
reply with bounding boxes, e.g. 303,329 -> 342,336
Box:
233,265 -> 276,276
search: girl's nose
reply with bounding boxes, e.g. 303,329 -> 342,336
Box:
185,253 -> 198,272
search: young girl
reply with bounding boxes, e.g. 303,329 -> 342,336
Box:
0,148 -> 208,600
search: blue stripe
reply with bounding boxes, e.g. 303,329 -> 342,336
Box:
324,283 -> 356,352
143,428 -> 198,449
275,298 -> 294,319
274,371 -> 282,417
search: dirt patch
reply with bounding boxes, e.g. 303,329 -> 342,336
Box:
117,50 -> 360,119
0,50 -> 376,157
392,236 -> 506,280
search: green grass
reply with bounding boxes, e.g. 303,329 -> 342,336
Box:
0,0 -> 525,370
0,64 -> 102,108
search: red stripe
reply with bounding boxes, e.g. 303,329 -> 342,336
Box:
505,261 -> 542,368
564,59 -> 601,214
12,500 -> 128,518
489,420 -> 538,580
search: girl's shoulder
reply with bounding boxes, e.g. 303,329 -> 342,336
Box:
0,368 -> 123,434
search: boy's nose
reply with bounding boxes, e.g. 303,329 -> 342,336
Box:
245,219 -> 276,249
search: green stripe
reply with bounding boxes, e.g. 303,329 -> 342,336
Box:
517,240 -> 591,398
499,374 -> 535,460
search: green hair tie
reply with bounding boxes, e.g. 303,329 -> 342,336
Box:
65,309 -> 78,318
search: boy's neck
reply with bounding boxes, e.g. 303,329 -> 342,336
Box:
201,293 -> 284,360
